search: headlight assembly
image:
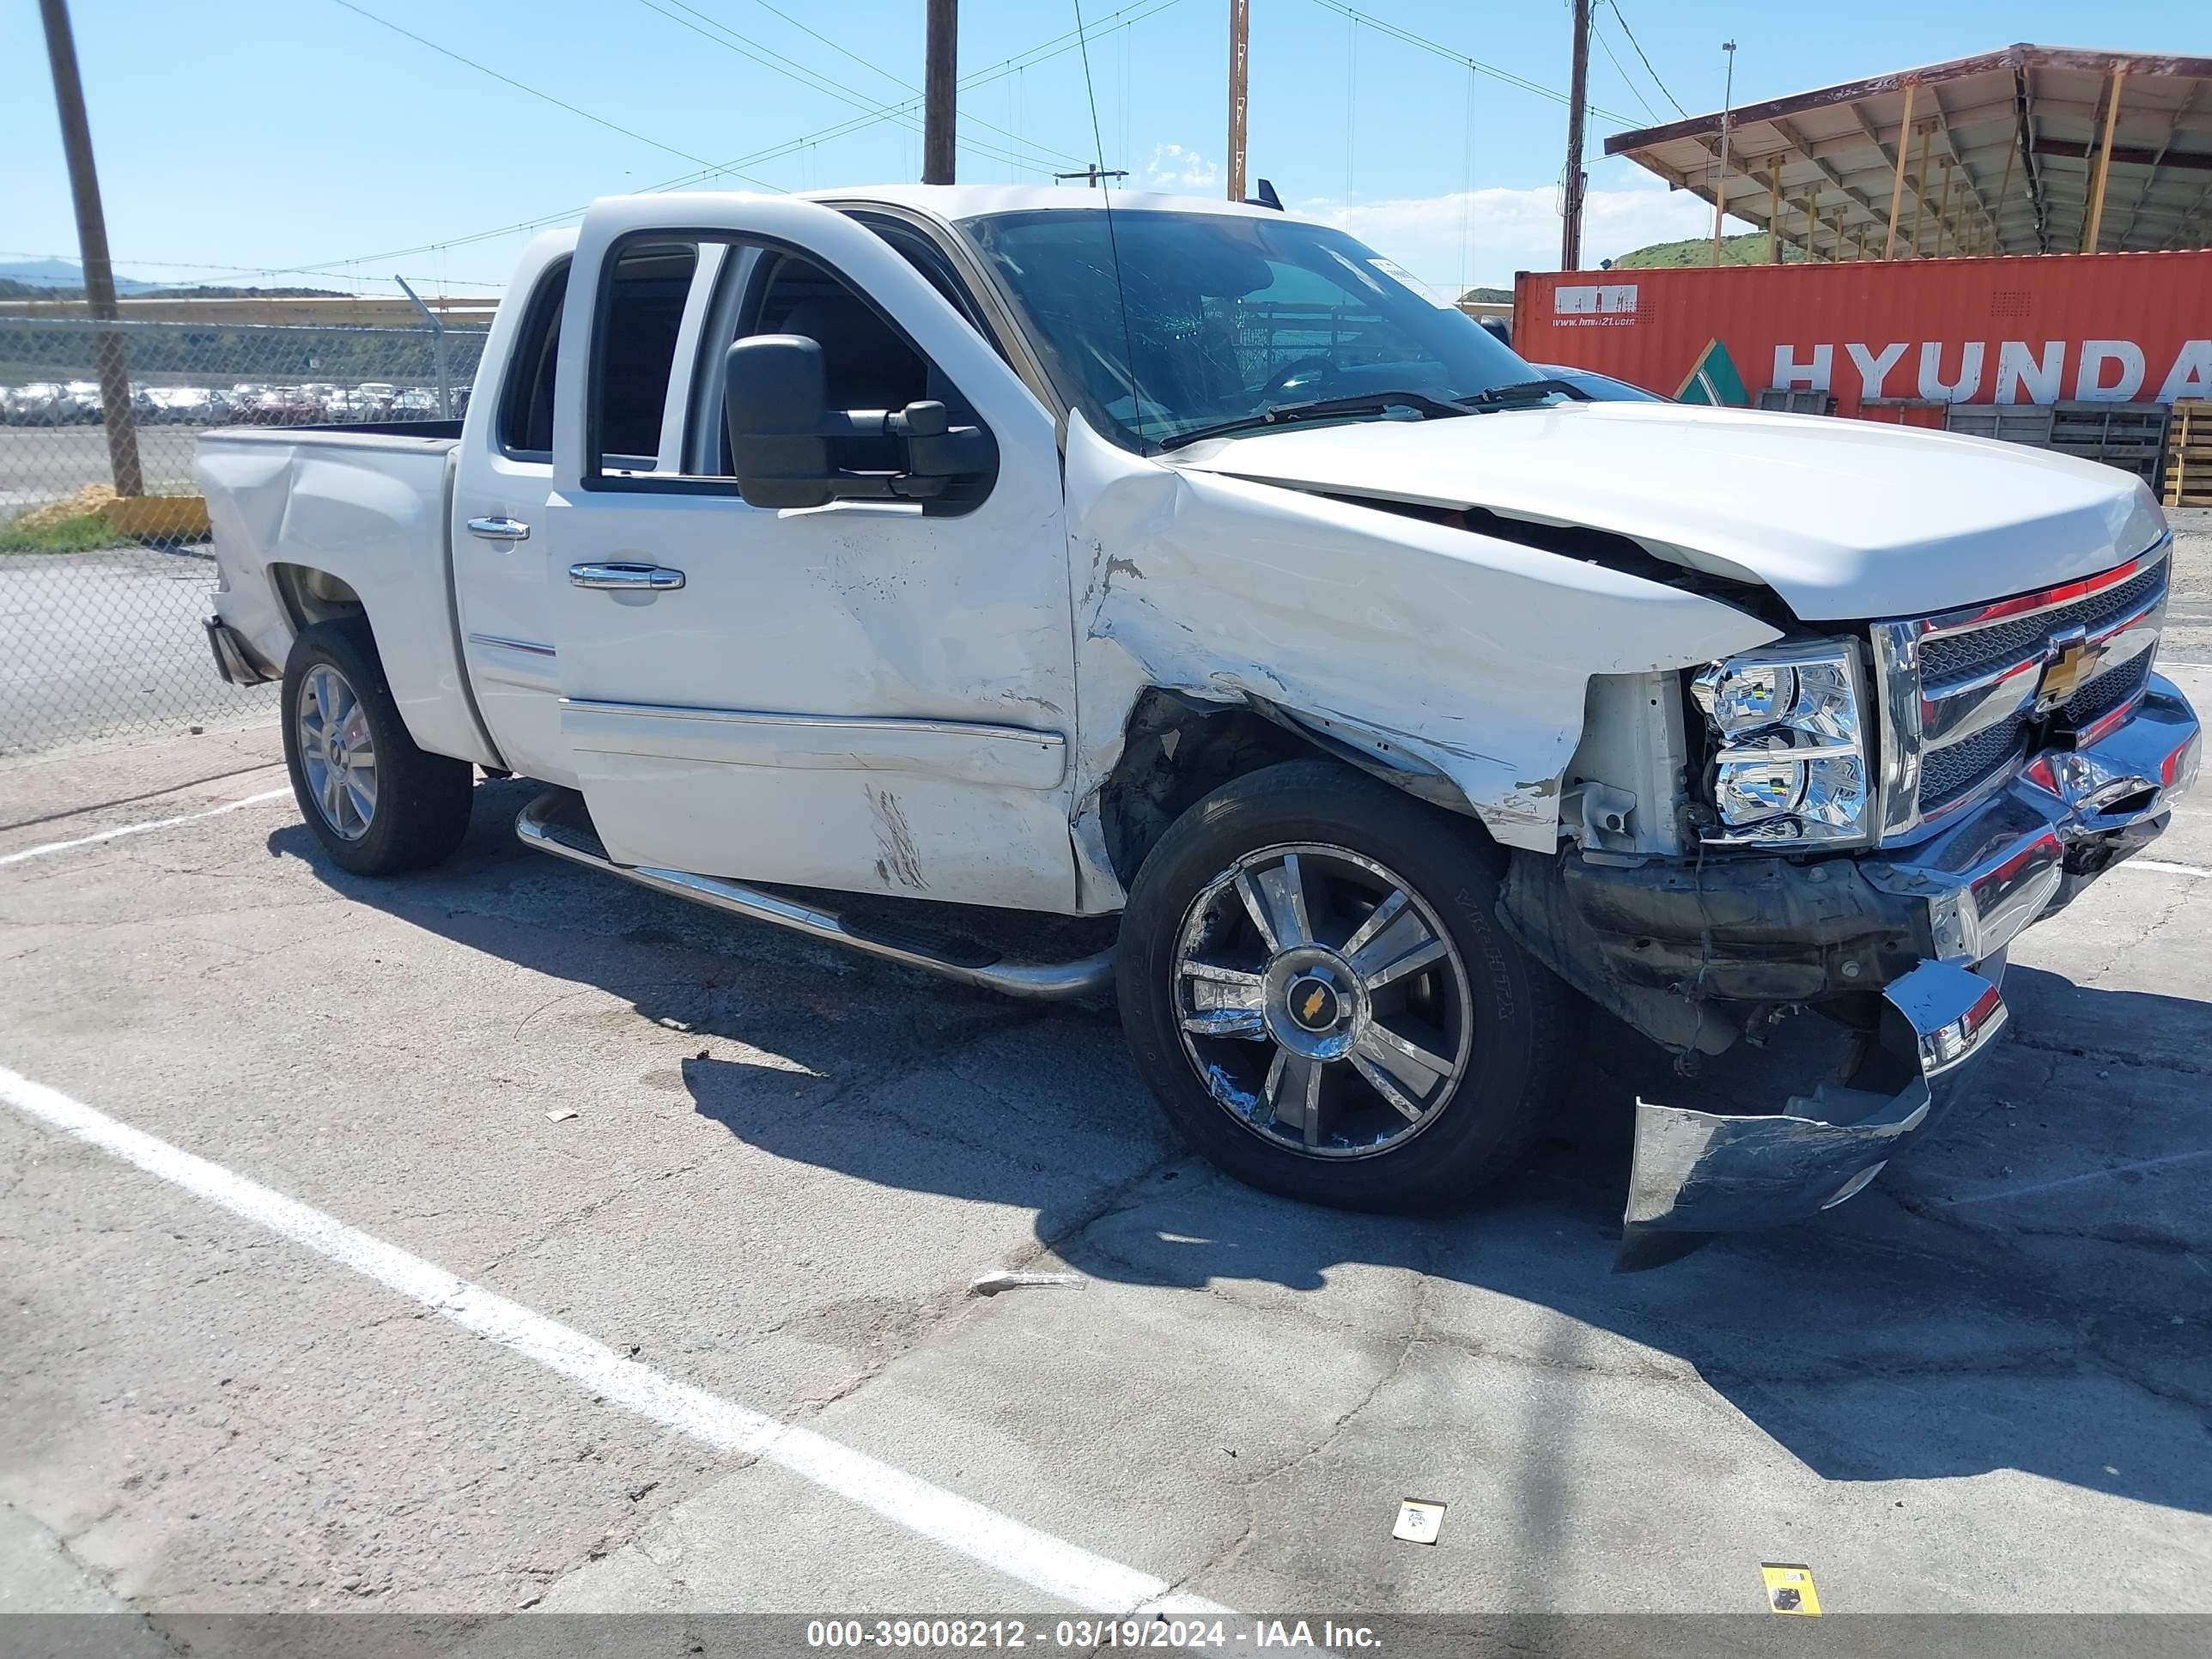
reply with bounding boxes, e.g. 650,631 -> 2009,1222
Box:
1692,641 -> 1872,845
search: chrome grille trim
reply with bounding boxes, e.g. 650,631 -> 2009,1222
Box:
1917,559 -> 2168,684
1874,534 -> 2172,844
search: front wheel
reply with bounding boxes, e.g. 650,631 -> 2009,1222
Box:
281,618 -> 475,876
1116,761 -> 1578,1212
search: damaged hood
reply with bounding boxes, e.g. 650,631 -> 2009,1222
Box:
1167,401 -> 2169,622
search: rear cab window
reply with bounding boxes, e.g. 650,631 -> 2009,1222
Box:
496,259 -> 569,460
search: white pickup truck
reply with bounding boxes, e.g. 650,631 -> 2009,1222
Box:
198,185 -> 2200,1266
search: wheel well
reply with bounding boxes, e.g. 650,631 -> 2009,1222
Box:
270,564 -> 366,634
1098,692 -> 1506,890
1096,692 -> 1322,887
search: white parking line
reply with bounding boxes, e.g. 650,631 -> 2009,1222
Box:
0,1062 -> 1225,1616
0,788 -> 294,869
2118,857 -> 2212,879
1938,1149 -> 2212,1206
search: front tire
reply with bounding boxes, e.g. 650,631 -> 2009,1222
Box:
281,618 -> 474,876
1116,761 -> 1578,1212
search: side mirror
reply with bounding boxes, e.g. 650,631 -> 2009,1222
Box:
722,332 -> 999,510
723,335 -> 836,509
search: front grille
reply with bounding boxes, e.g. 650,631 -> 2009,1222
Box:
2065,647 -> 2154,728
1881,544 -> 2171,839
1918,717 -> 2027,812
1917,560 -> 2167,685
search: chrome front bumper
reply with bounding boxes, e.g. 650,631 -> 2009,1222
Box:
1618,674 -> 2200,1269
1859,674 -> 2202,964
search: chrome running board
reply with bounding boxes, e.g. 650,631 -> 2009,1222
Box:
515,791 -> 1114,1001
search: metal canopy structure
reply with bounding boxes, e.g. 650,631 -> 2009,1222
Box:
1606,43 -> 2212,260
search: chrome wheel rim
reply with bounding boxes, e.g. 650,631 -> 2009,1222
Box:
295,664 -> 377,841
1172,842 -> 1475,1158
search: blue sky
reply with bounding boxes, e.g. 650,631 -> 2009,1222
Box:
5,0 -> 2207,300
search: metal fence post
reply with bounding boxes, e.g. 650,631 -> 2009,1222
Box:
394,275 -> 452,418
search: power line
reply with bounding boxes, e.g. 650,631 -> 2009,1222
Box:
324,0 -> 778,190
739,0 -> 1087,167
1607,0 -> 1689,119
635,0 -> 1079,176
0,248 -> 505,293
262,0 -> 1190,281
748,0 -> 911,89
1304,0 -> 1637,125
1592,23 -> 1661,124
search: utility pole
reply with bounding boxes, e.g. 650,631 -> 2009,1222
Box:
1710,40 -> 1736,267
1227,0 -> 1250,202
923,0 -> 957,185
39,0 -> 142,498
1560,0 -> 1590,269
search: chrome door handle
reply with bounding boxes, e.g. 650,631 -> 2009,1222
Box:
465,515 -> 531,542
569,562 -> 686,591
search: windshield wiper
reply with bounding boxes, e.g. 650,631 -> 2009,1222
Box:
1457,378 -> 1594,410
1157,391 -> 1468,451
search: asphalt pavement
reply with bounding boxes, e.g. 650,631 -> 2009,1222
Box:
0,520 -> 2205,1652
0,426 -> 200,508
0,546 -> 276,757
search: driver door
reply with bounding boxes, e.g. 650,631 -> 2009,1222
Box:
542,196 -> 1079,911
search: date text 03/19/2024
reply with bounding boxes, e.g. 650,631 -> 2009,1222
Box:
804,1619 -> 1384,1649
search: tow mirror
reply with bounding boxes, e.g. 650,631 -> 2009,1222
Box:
723,334 -> 999,511
724,335 -> 835,509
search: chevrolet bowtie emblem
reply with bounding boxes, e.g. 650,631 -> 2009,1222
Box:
2034,633 -> 2097,714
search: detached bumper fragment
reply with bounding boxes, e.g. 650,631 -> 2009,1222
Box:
1495,676 -> 2198,1267
1617,959 -> 2008,1272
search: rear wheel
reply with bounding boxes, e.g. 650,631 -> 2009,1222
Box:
281,618 -> 474,876
1117,761 -> 1578,1211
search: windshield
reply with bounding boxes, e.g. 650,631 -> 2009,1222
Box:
960,208 -> 1540,452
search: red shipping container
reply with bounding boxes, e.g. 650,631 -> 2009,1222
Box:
1512,251 -> 2212,419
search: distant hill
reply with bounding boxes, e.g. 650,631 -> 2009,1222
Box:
0,258 -> 158,293
0,274 -> 350,301
1458,286 -> 1514,304
1610,234 -> 1806,269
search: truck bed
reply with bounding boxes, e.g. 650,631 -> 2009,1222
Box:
196,423 -> 496,767
283,419 -> 465,442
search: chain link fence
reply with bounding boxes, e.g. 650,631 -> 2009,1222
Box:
0,312 -> 489,757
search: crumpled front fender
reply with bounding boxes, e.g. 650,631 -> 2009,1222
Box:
1617,959 -> 2008,1270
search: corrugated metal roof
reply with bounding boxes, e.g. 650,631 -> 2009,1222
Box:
1605,43 -> 2212,258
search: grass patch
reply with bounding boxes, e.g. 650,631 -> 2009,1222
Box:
0,513 -> 129,553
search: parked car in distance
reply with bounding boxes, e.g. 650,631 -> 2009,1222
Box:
198,185 -> 2199,1267
9,382 -> 82,425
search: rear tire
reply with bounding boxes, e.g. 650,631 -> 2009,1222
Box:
281,617 -> 474,876
1116,760 -> 1579,1212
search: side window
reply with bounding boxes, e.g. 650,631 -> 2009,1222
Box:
670,237 -> 990,493
587,239 -> 700,474
496,258 -> 568,459
755,253 -> 933,417
852,215 -> 994,340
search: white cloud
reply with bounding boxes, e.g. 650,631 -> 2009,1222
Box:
1296,178 -> 1736,299
1142,142 -> 1221,191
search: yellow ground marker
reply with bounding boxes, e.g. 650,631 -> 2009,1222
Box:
1760,1562 -> 1822,1615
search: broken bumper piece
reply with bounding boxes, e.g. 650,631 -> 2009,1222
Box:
1617,959 -> 2008,1271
